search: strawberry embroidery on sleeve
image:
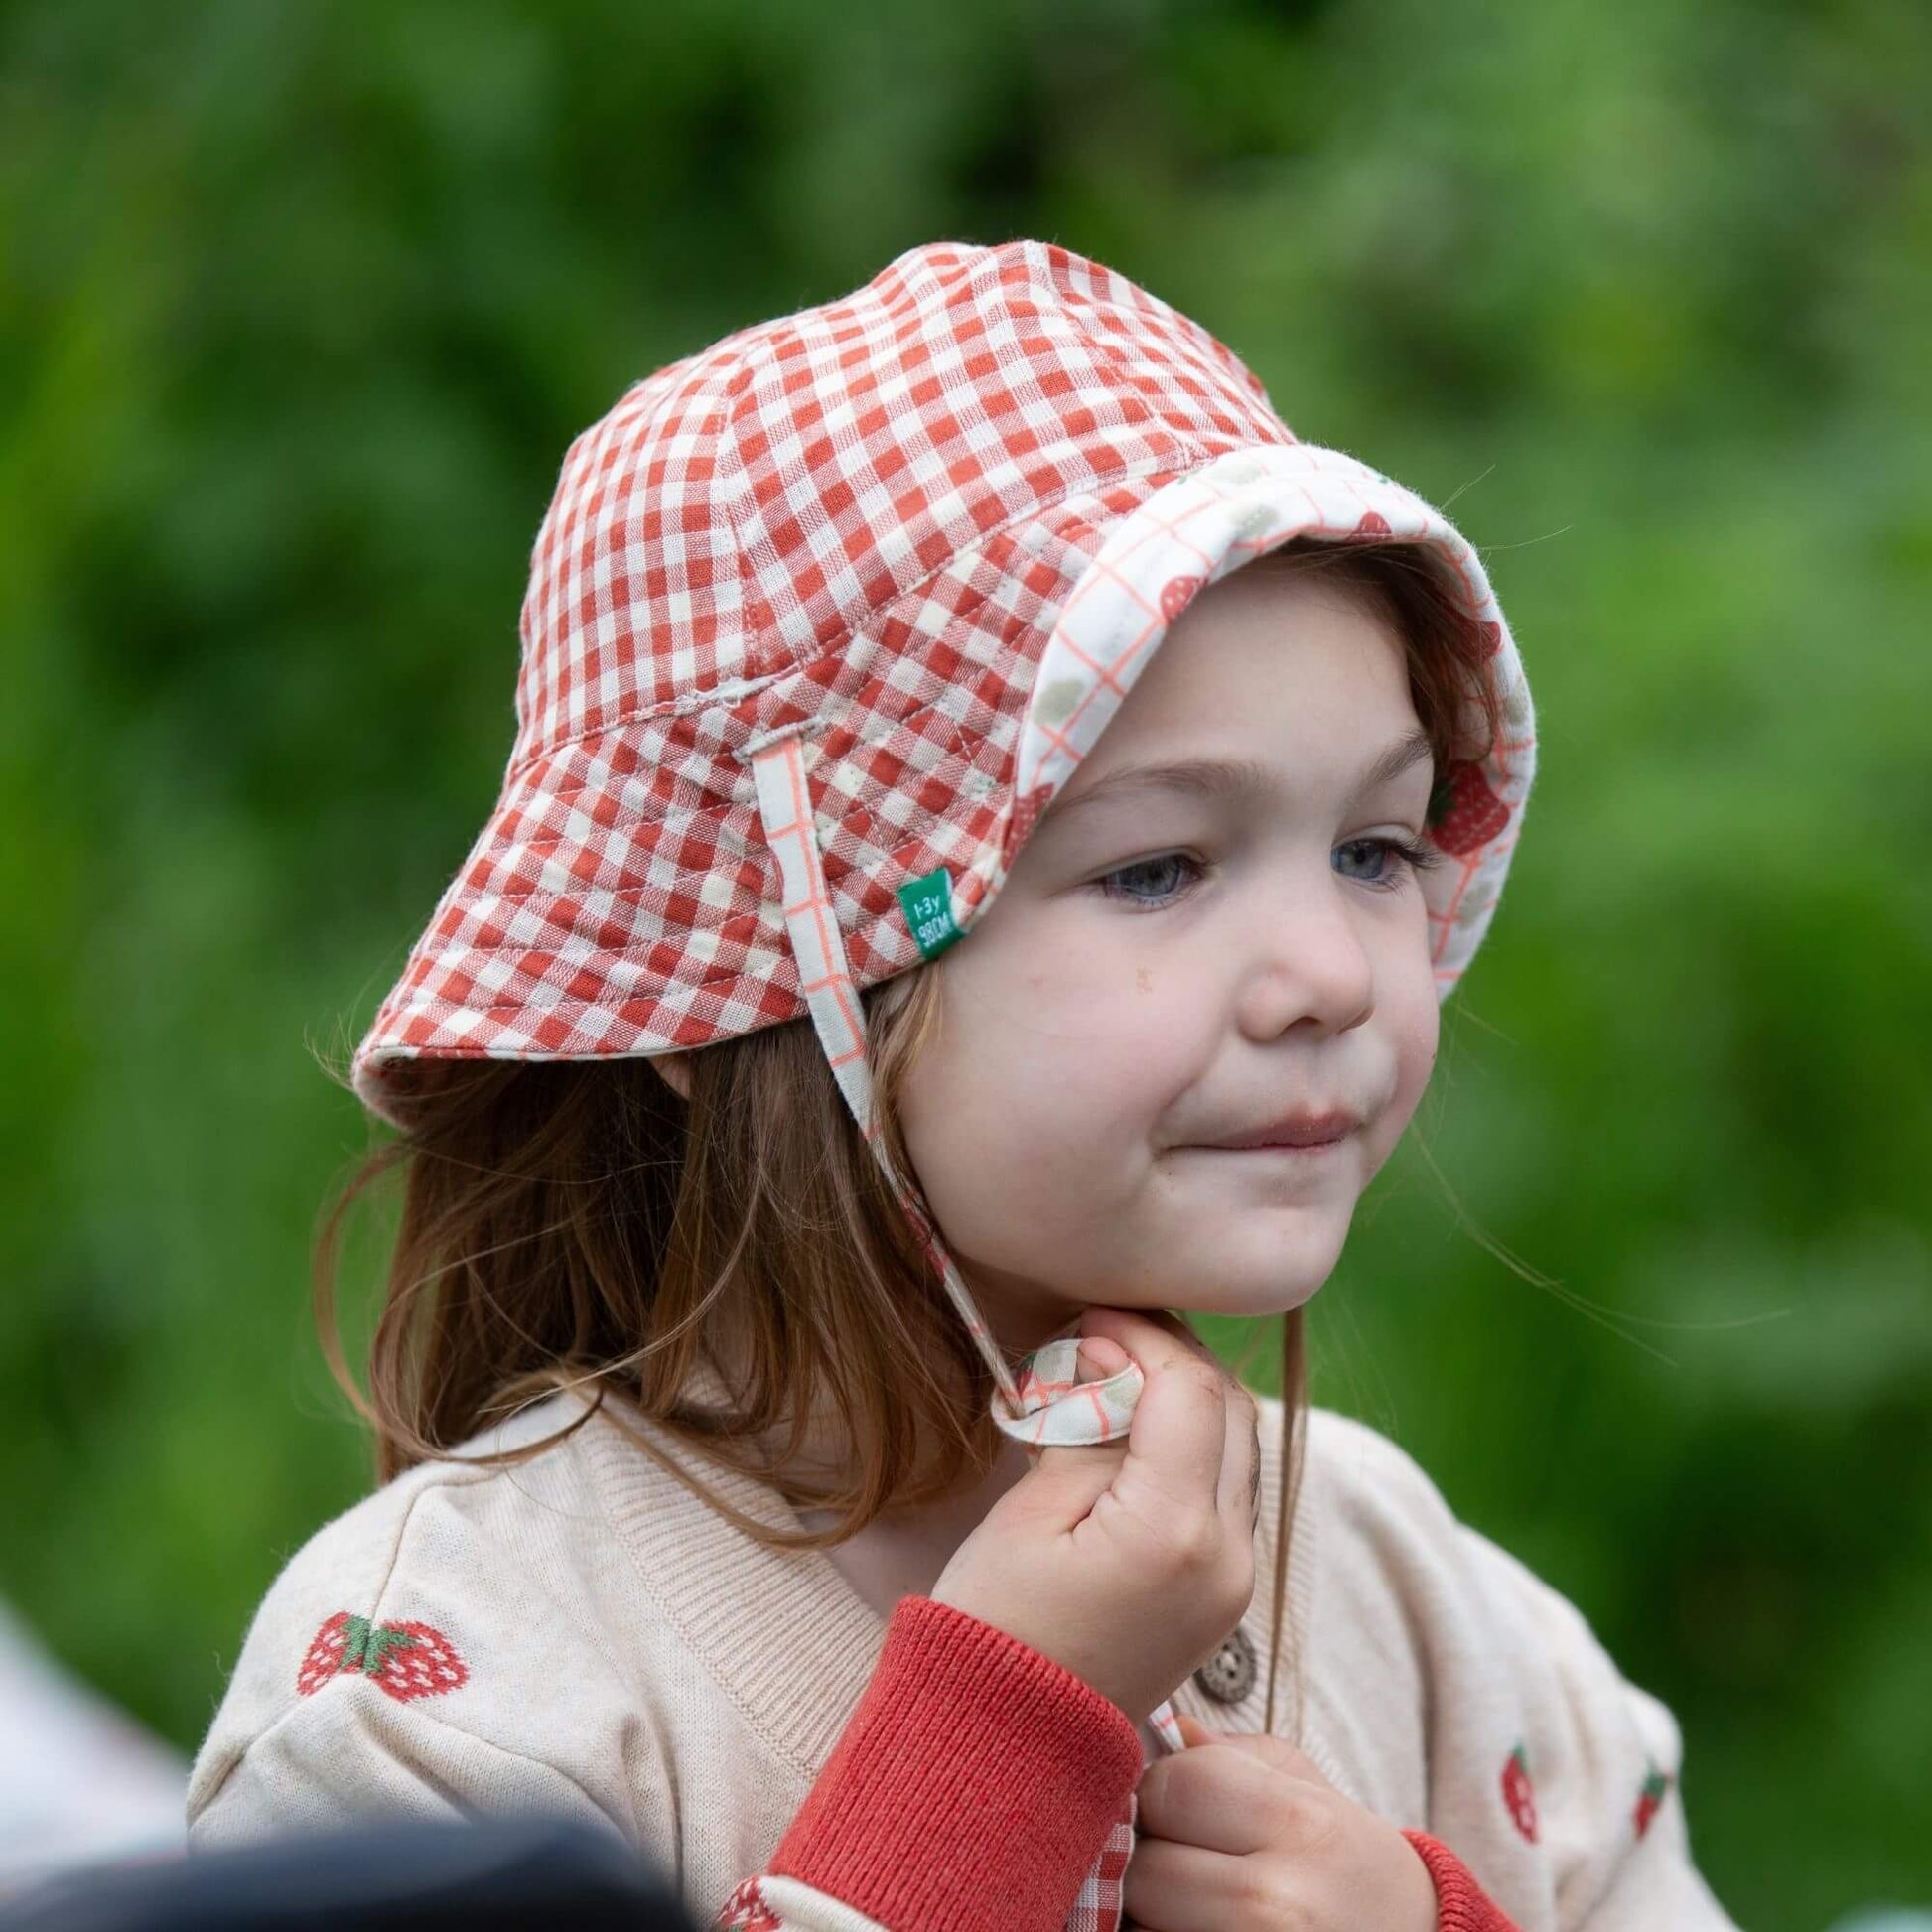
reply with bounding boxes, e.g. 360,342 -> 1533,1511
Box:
1633,1759 -> 1672,1839
296,1612 -> 354,1696
1500,1739 -> 1540,1843
296,1612 -> 469,1702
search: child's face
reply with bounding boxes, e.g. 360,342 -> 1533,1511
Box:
897,563 -> 1442,1353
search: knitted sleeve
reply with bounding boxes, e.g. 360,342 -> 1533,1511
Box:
1452,1524 -> 1740,1932
714,1597 -> 1522,1932
194,1580 -> 1516,1932
188,1661 -> 624,1847
189,1588 -> 1140,1932
1403,1831 -> 1525,1932
714,1595 -> 1144,1932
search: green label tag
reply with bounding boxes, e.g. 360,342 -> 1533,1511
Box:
897,867 -> 962,960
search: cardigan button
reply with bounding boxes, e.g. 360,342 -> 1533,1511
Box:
1192,1625 -> 1257,1705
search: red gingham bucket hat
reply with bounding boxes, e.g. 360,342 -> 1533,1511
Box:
350,237 -> 1535,1469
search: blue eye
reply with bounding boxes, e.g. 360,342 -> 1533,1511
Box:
1095,839 -> 1442,909
1096,853 -> 1203,908
1334,836 -> 1443,891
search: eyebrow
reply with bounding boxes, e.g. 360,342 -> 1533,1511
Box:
1040,729 -> 1435,828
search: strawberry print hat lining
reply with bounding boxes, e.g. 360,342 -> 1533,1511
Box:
347,238 -> 1536,1575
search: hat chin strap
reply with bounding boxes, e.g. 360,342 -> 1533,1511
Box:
746,730 -> 1183,1756
744,732 -> 1184,1752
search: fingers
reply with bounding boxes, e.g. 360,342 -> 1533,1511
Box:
1123,1837 -> 1243,1932
1080,1308 -> 1228,1508
1137,1742 -> 1288,1857
1019,1333 -> 1135,1521
1075,1335 -> 1131,1384
1082,1307 -> 1258,1540
1172,1719 -> 1335,1790
1218,1375 -> 1260,1532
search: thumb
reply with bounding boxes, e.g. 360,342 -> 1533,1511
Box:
1017,1337 -> 1135,1519
1173,1716 -> 1335,1787
1074,1335 -> 1132,1386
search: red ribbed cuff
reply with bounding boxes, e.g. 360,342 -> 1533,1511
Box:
1402,1830 -> 1522,1932
769,1594 -> 1144,1932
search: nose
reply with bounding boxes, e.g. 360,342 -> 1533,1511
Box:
1231,871 -> 1376,1041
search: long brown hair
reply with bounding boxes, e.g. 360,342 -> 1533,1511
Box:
313,535 -> 1505,1736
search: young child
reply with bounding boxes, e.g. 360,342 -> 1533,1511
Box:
187,240 -> 1738,1932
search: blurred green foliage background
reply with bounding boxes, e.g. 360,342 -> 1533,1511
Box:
3,0 -> 1928,1924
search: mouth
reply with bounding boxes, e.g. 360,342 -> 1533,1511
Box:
1195,1110 -> 1362,1152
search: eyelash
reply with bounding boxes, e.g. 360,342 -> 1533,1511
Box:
1095,837 -> 1445,909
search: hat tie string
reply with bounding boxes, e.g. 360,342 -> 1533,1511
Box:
746,732 -> 1183,1756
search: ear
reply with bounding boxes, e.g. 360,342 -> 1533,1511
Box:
651,1051 -> 692,1100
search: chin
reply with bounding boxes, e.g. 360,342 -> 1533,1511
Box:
1156,1228 -> 1349,1319
1168,1277 -> 1333,1321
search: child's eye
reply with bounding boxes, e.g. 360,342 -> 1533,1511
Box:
1095,852 -> 1204,908
1334,835 -> 1444,891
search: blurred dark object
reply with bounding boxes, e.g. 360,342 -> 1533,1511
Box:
0,1816 -> 696,1932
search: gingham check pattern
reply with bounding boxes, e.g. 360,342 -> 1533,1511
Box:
352,240 -> 1291,1119
352,239 -> 1528,1121
350,244 -> 1536,1921
1067,1810 -> 1137,1932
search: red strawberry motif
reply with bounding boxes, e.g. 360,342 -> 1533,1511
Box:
1633,1762 -> 1671,1839
1346,510 -> 1393,542
368,1620 -> 469,1701
1501,1741 -> 1539,1843
296,1611 -> 352,1697
1159,575 -> 1203,623
295,1612 -> 468,1703
1427,761 -> 1510,858
715,1878 -> 785,1931
1456,613 -> 1504,660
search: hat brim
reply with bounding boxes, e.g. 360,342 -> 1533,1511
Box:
350,446 -> 1532,1130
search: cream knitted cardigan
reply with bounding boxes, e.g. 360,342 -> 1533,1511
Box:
187,1392 -> 1738,1931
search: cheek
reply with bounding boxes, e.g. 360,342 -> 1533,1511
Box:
895,1031 -> 1082,1271
929,913 -> 1200,1102
1381,963 -> 1442,1137
893,949 -> 1205,1243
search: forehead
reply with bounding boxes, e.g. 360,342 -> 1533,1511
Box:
1058,562 -> 1420,793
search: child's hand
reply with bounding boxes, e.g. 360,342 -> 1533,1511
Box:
931,1306 -> 1259,1725
1124,1714 -> 1439,1932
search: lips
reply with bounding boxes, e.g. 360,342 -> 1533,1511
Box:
1204,1110 -> 1361,1150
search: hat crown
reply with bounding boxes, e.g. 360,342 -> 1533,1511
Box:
511,240 -> 1293,765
